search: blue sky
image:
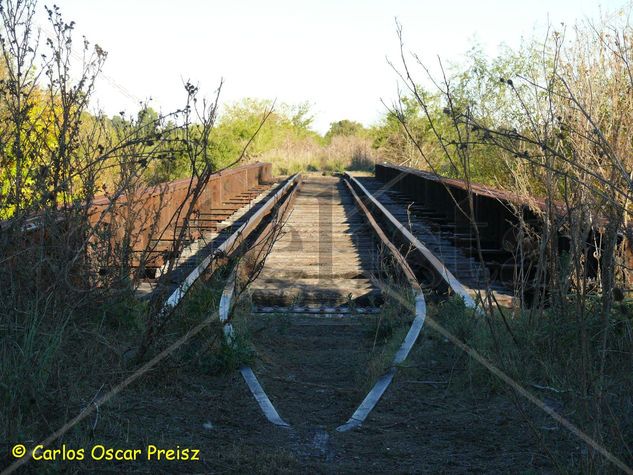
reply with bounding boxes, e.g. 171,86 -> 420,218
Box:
45,0 -> 626,133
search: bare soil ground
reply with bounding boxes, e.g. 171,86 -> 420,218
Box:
15,306 -> 580,474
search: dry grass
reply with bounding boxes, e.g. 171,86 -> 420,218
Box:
260,135 -> 377,175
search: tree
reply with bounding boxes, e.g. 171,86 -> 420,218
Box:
325,119 -> 365,142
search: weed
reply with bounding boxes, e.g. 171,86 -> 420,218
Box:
207,333 -> 255,375
430,294 -> 633,467
99,292 -> 147,331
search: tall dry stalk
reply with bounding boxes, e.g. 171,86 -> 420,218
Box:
391,11 -> 633,471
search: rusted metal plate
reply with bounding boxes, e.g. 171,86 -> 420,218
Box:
376,163 -> 558,215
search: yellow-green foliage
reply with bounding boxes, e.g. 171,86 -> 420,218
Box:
195,98 -> 376,177
0,87 -> 68,218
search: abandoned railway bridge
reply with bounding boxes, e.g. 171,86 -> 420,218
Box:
38,160 -> 604,432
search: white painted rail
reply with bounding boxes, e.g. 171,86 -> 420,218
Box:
213,175 -> 303,428
158,173 -> 302,317
344,173 -> 478,310
337,176 -> 429,432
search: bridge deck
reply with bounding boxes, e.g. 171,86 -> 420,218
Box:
250,176 -> 381,312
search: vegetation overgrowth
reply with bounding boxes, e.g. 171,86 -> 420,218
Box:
1,0 -> 633,472
382,8 -> 633,472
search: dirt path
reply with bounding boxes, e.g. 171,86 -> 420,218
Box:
248,314 -> 371,430
46,312 -> 575,474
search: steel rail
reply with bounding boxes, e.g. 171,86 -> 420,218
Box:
215,174 -> 302,427
219,267 -> 290,427
337,176 -> 427,432
215,173 -> 474,430
159,173 -> 302,316
344,172 -> 478,310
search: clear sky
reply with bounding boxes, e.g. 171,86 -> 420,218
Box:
45,0 -> 626,133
